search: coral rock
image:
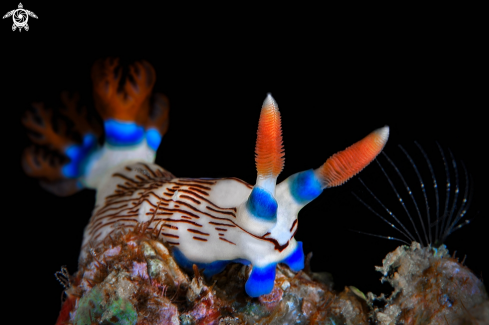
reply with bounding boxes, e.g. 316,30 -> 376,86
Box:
370,242 -> 489,325
56,229 -> 488,324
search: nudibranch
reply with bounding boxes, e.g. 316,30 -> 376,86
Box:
22,58 -> 389,297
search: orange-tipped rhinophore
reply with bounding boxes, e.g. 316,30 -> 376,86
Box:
255,94 -> 285,180
316,126 -> 389,188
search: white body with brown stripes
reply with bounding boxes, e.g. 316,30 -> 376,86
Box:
22,59 -> 389,297
78,94 -> 389,297
82,161 -> 299,268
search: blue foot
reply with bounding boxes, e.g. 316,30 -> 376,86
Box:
171,248 -> 250,277
245,263 -> 277,297
281,241 -> 304,272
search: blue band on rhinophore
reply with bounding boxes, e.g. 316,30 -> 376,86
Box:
62,133 -> 98,178
246,187 -> 278,222
172,247 -> 250,278
289,169 -> 323,204
280,241 -> 305,272
104,119 -> 145,147
145,128 -> 162,151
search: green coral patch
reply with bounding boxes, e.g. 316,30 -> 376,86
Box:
73,286 -> 137,325
74,286 -> 105,325
103,297 -> 137,325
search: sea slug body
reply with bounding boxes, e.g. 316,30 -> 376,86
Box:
22,59 -> 389,297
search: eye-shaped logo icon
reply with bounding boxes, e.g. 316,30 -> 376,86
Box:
3,3 -> 37,32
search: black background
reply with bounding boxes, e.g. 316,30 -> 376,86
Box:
2,3 -> 487,323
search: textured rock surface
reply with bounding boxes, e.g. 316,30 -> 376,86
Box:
55,227 -> 488,324
369,242 -> 489,325
55,225 -> 369,325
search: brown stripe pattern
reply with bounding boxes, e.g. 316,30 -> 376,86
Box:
83,162 -> 296,254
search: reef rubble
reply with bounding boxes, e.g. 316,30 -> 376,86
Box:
55,228 -> 488,325
369,242 -> 489,325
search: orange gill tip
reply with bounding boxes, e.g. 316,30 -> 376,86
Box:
315,126 -> 389,188
91,59 -> 155,124
255,94 -> 285,188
